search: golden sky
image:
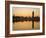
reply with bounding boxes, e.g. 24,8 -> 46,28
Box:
13,7 -> 40,17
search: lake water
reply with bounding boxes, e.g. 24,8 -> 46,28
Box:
13,21 -> 40,30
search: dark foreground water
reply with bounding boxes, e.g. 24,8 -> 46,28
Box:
13,21 -> 40,30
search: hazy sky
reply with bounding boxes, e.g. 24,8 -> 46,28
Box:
13,7 -> 40,17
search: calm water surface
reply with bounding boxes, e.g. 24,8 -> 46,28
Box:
13,21 -> 40,30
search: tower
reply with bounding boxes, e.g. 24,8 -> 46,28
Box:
32,11 -> 34,29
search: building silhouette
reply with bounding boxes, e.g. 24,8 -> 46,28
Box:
13,11 -> 40,29
32,11 -> 34,29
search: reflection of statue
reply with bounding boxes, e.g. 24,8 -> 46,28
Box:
32,11 -> 34,29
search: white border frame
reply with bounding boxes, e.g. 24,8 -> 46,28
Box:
10,4 -> 43,34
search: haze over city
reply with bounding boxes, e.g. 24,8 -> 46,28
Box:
13,7 -> 40,17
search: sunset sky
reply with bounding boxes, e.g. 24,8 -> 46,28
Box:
13,7 -> 40,17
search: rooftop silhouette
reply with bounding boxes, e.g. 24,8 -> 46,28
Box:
13,16 -> 40,22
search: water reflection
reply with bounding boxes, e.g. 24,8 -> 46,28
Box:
13,15 -> 40,30
13,21 -> 40,30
